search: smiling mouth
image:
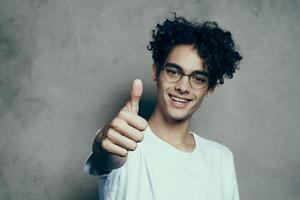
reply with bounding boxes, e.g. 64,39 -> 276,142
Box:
168,94 -> 192,103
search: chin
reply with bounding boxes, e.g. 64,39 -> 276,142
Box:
169,116 -> 190,123
165,109 -> 193,122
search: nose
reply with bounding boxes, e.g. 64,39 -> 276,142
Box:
175,75 -> 190,94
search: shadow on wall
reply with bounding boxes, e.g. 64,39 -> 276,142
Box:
139,91 -> 156,120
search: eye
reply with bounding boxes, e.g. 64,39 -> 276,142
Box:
191,74 -> 208,84
165,67 -> 181,76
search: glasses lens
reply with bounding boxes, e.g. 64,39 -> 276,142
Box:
190,74 -> 208,89
163,66 -> 181,82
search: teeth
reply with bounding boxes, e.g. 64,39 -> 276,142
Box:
171,96 -> 188,103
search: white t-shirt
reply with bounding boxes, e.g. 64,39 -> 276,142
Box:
84,127 -> 239,200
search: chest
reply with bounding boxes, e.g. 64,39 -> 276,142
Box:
137,145 -> 223,199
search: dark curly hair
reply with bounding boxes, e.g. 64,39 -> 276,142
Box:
147,14 -> 242,89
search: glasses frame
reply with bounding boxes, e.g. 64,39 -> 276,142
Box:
161,63 -> 210,89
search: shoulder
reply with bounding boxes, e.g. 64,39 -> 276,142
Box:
192,132 -> 234,160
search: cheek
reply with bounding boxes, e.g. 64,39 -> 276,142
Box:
157,79 -> 171,94
157,83 -> 175,108
156,80 -> 167,101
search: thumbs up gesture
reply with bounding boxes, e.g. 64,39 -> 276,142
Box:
95,79 -> 148,158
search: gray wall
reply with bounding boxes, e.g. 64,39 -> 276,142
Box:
0,0 -> 299,199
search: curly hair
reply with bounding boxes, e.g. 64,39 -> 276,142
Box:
147,14 -> 242,89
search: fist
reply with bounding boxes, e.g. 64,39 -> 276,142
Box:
97,79 -> 148,157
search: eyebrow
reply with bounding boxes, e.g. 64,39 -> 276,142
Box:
164,62 -> 209,77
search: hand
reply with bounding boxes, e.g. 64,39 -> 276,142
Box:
97,79 -> 148,157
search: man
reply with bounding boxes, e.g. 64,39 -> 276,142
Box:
84,15 -> 242,200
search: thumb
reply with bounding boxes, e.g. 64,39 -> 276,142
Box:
126,79 -> 143,114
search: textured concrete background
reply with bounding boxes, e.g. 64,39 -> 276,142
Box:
0,0 -> 299,199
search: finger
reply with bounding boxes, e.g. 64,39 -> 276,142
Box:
102,138 -> 128,157
107,129 -> 137,151
111,122 -> 144,142
125,79 -> 143,114
119,110 -> 148,131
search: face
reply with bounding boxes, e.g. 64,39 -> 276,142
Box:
153,44 -> 213,122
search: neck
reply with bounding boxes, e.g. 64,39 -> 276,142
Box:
148,106 -> 191,146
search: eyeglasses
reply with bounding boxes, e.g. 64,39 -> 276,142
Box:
162,63 -> 209,89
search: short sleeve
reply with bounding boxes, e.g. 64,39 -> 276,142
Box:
223,151 -> 240,200
230,155 -> 239,200
84,152 -> 105,176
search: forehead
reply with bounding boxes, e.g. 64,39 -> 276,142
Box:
166,44 -> 207,73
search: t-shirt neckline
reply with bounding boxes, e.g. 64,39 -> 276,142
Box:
146,126 -> 198,157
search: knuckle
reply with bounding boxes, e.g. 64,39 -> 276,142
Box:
118,110 -> 128,119
129,142 -> 137,151
101,138 -> 110,150
120,149 -> 128,157
142,119 -> 148,129
136,132 -> 144,142
110,118 -> 118,128
137,117 -> 148,130
111,117 -> 123,128
106,130 -> 114,140
132,142 -> 138,150
138,116 -> 148,128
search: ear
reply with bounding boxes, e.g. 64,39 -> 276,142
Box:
152,64 -> 157,81
205,86 -> 215,96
